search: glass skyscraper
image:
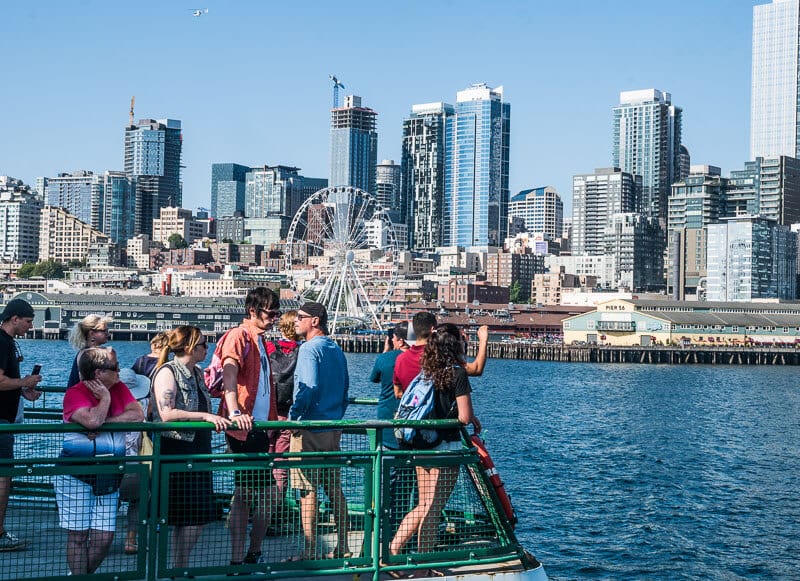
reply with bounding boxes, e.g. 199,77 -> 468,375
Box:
124,118 -> 182,236
401,102 -> 454,251
707,217 -> 797,301
612,89 -> 682,231
329,95 -> 378,193
45,171 -> 100,227
101,171 -> 135,245
751,0 -> 800,159
211,163 -> 250,218
244,165 -> 326,242
444,84 -> 511,247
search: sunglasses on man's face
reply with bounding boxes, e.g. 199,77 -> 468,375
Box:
295,313 -> 315,321
259,309 -> 281,318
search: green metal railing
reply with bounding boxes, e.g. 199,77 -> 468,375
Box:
0,413 -> 532,580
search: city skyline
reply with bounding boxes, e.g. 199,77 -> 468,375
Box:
0,1 -> 760,214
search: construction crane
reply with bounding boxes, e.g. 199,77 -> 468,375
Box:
329,74 -> 345,109
129,96 -> 135,127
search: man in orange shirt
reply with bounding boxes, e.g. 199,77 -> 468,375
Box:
219,287 -> 281,566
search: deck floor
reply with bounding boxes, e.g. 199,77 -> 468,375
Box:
2,501 -> 532,581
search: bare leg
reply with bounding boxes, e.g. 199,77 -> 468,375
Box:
229,488 -> 249,562
126,499 -> 139,551
172,525 -> 204,569
66,530 -> 90,575
247,486 -> 279,556
390,464 -> 453,555
416,466 -> 458,553
320,468 -> 349,555
0,476 -> 9,533
86,529 -> 114,573
299,489 -> 318,558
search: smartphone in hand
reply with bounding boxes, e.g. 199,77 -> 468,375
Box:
31,364 -> 42,375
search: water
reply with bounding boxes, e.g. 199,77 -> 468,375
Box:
16,340 -> 800,579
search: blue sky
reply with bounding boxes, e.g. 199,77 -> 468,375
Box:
1,1 -> 760,214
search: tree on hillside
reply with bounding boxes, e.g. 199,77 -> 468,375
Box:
17,260 -> 65,279
16,263 -> 36,279
168,233 -> 189,249
509,280 -> 522,304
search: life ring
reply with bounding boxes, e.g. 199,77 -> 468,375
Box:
470,434 -> 517,528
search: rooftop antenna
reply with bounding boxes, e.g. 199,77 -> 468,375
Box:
129,96 -> 135,126
329,74 -> 345,108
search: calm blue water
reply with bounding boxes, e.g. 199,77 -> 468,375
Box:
16,340 -> 800,580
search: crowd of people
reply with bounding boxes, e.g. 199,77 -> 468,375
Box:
0,289 -> 487,576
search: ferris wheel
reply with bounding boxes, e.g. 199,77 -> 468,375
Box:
285,186 -> 401,333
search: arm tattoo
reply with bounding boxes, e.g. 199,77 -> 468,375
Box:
160,387 -> 175,411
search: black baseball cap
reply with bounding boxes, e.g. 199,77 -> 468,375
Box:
299,301 -> 328,327
0,299 -> 34,322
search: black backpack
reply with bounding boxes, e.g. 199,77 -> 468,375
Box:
269,341 -> 298,410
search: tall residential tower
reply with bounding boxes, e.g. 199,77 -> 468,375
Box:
329,95 -> 378,193
751,0 -> 800,159
444,83 -> 511,247
612,89 -> 682,230
124,118 -> 183,236
401,102 -> 454,251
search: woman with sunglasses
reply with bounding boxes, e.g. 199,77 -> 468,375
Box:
54,347 -> 144,575
151,325 -> 231,569
67,314 -> 113,388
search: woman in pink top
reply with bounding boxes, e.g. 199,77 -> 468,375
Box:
54,347 -> 144,575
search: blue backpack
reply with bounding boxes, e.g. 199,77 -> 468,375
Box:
394,372 -> 440,448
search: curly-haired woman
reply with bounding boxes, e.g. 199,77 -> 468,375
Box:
388,323 -> 481,575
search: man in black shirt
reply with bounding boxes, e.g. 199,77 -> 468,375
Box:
0,299 -> 41,551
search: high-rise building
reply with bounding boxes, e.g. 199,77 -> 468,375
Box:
604,213 -> 664,291
508,186 -> 564,240
376,159 -> 402,212
101,171 -> 135,245
727,156 -> 800,225
124,118 -> 183,236
707,216 -> 797,301
45,171 -> 102,227
572,167 -> 640,256
444,84 -> 511,247
152,207 -> 208,246
245,165 -> 326,220
486,251 -> 546,302
329,95 -> 378,193
35,177 -> 48,199
39,206 -> 110,265
751,0 -> 800,159
612,89 -> 682,229
211,163 -> 250,218
401,102 -> 454,251
0,178 -> 42,265
679,145 -> 691,181
667,166 -> 728,299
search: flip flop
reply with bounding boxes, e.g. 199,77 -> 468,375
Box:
124,542 -> 138,555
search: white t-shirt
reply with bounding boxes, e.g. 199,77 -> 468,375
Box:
252,337 -> 271,420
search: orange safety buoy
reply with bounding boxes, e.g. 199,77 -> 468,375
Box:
470,434 -> 517,528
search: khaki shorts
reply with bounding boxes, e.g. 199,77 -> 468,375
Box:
289,430 -> 342,492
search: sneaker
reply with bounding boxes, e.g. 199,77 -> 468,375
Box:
0,530 -> 28,551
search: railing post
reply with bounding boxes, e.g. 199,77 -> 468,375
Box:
146,433 -> 161,581
372,427 -> 384,581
